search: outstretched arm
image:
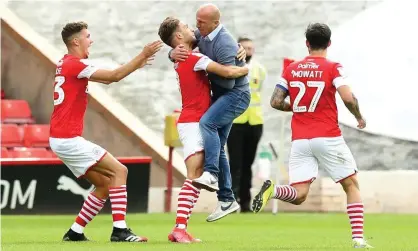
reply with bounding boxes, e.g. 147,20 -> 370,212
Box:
89,40 -> 162,84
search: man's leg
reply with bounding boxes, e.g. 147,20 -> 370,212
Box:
51,137 -> 146,242
216,91 -> 250,203
340,176 -> 366,241
217,122 -> 236,202
91,152 -> 147,242
63,170 -> 109,241
312,137 -> 372,248
226,123 -> 246,204
195,90 -> 250,191
240,124 -> 263,212
206,122 -> 240,222
169,122 -> 204,243
169,152 -> 203,243
252,139 -> 317,212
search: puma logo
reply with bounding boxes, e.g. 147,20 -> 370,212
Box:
57,175 -> 94,200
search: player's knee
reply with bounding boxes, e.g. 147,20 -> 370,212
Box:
340,174 -> 359,193
113,164 -> 128,178
199,117 -> 215,130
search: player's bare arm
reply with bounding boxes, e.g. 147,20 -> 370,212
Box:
170,44 -> 246,62
90,40 -> 162,84
337,85 -> 366,129
91,79 -> 112,85
270,86 -> 291,112
206,62 -> 248,78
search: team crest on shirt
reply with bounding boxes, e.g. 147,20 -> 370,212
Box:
92,147 -> 102,158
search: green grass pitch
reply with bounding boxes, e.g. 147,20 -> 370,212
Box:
2,213 -> 418,251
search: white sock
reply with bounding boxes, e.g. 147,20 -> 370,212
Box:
113,220 -> 127,229
70,222 -> 85,234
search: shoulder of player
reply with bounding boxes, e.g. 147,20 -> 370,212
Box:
175,53 -> 199,69
323,58 -> 342,67
284,60 -> 303,71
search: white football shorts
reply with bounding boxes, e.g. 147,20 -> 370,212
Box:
288,136 -> 358,185
177,122 -> 204,161
49,136 -> 107,178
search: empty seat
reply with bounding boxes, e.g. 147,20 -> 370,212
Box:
1,89 -> 5,99
10,147 -> 50,158
1,124 -> 23,147
23,124 -> 50,147
1,147 -> 10,158
1,99 -> 34,124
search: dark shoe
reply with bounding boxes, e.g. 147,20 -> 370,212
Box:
110,227 -> 148,242
62,229 -> 89,242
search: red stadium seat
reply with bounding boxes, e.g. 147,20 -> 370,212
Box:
1,124 -> 23,147
47,150 -> 57,158
23,124 -> 50,147
1,99 -> 35,124
1,89 -> 5,99
10,147 -> 50,158
1,147 -> 10,158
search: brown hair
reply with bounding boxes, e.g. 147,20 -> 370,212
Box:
61,21 -> 88,46
158,17 -> 180,47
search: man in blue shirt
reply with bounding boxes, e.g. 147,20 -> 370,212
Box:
170,4 -> 250,222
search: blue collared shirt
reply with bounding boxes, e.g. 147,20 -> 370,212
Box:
205,24 -> 223,41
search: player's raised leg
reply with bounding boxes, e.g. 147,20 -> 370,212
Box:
252,139 -> 317,212
62,170 -> 109,241
90,152 -> 148,242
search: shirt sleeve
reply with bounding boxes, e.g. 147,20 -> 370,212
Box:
193,54 -> 213,71
332,63 -> 349,88
76,59 -> 99,79
214,39 -> 237,66
276,69 -> 289,91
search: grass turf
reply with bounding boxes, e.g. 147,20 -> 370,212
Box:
2,213 -> 418,251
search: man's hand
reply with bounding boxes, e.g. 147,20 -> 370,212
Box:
237,43 -> 246,62
357,118 -> 366,129
170,44 -> 189,62
140,40 -> 163,58
137,55 -> 156,68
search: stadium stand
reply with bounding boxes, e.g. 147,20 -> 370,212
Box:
1,99 -> 35,124
1,92 -> 54,158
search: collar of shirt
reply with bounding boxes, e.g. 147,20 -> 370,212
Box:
205,24 -> 223,41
